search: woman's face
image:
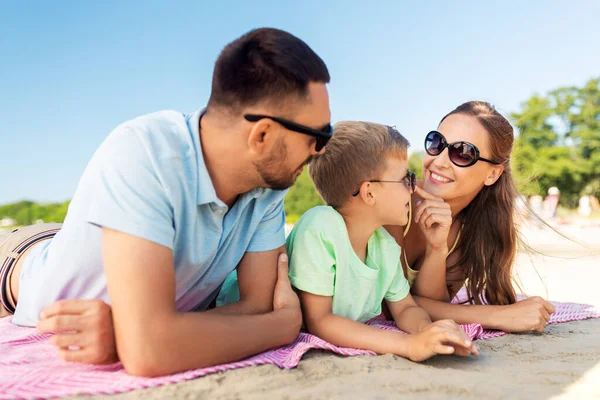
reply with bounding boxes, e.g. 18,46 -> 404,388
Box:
422,113 -> 503,203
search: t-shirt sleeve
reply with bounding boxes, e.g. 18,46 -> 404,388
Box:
85,128 -> 175,249
287,228 -> 336,297
247,197 -> 286,252
384,259 -> 411,302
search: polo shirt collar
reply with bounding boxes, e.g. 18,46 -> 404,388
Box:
189,109 -> 267,206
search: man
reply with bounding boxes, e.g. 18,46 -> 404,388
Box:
0,27 -> 332,376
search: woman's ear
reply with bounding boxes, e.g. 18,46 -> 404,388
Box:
484,165 -> 504,186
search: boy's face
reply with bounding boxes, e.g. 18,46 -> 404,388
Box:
373,156 -> 412,226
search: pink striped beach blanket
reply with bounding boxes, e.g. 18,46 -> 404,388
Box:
1,298 -> 598,400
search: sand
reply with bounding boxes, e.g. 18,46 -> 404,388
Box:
77,319 -> 600,400
59,222 -> 600,399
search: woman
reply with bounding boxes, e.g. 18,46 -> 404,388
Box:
385,101 -> 555,333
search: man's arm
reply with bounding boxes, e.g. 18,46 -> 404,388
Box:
103,228 -> 301,377
208,246 -> 285,316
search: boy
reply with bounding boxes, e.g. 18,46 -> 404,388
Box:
287,121 -> 478,361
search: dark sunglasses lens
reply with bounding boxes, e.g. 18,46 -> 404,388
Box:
403,171 -> 416,192
425,132 -> 444,155
449,142 -> 476,166
315,137 -> 328,152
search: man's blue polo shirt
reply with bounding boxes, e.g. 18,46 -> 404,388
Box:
13,109 -> 287,326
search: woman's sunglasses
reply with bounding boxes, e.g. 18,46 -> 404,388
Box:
244,114 -> 333,152
352,170 -> 416,197
424,131 -> 501,167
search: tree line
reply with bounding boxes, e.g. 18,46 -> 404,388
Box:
2,78 -> 598,225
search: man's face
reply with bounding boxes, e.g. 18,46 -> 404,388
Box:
255,82 -> 331,190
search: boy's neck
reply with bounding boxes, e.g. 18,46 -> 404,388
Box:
336,205 -> 380,263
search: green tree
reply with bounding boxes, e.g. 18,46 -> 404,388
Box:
510,77 -> 600,207
408,151 -> 424,179
511,95 -> 558,149
0,200 -> 71,226
284,170 -> 324,222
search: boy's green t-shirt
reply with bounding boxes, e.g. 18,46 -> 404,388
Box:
287,206 -> 409,323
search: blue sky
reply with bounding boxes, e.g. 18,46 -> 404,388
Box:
1,1 -> 598,204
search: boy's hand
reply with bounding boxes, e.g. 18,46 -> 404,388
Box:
406,319 -> 479,362
413,186 -> 452,253
37,299 -> 118,364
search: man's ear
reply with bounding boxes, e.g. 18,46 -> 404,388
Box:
247,119 -> 279,157
483,164 -> 504,186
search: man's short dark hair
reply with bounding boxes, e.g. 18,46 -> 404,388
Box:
207,28 -> 330,112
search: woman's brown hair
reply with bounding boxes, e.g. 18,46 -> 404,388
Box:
441,101 -> 518,305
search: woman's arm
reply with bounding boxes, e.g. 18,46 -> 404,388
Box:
409,186 -> 453,300
410,249 -> 450,301
413,295 -> 555,333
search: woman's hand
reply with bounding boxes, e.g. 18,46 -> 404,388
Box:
413,186 -> 452,254
494,297 -> 556,333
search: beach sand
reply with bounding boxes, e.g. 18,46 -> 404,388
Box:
67,222 -> 600,399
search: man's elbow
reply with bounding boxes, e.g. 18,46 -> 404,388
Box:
239,298 -> 273,314
122,359 -> 163,378
118,339 -> 167,377
116,322 -> 176,377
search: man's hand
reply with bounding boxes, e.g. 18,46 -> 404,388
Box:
273,253 -> 302,319
37,299 -> 117,364
272,253 -> 302,337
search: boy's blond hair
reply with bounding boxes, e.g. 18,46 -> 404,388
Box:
309,121 -> 410,208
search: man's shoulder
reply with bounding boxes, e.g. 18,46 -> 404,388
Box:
125,109 -> 188,130
110,110 -> 196,161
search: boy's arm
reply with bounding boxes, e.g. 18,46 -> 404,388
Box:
385,293 -> 431,333
385,294 -> 478,357
299,291 -> 476,360
298,291 -> 414,356
101,228 -> 301,377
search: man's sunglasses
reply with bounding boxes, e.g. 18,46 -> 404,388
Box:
244,114 -> 333,152
352,170 -> 416,197
424,130 -> 501,167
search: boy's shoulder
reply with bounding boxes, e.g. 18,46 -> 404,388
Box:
292,206 -> 345,238
371,226 -> 402,260
375,226 -> 398,245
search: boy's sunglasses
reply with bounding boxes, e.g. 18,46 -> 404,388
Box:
425,131 -> 501,167
352,170 -> 416,197
244,114 -> 333,152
